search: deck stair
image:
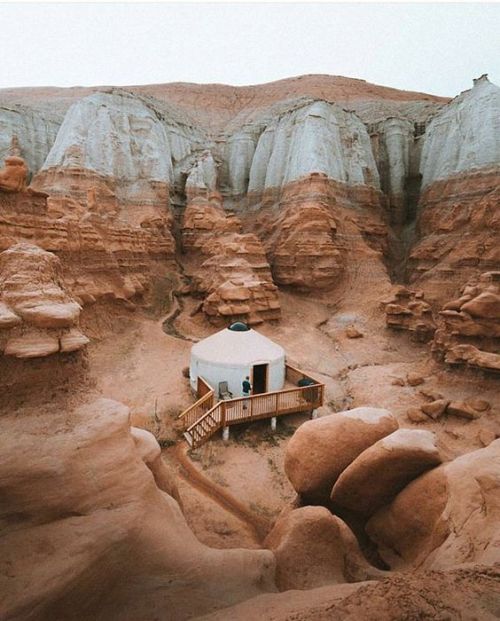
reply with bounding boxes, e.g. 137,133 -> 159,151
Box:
178,364 -> 324,449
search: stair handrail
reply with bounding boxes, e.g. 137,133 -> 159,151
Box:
178,390 -> 214,427
187,401 -> 222,434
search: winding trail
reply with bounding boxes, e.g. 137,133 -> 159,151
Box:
161,290 -> 270,546
172,443 -> 271,545
160,287 -> 197,343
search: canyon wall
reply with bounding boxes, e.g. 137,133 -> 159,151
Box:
408,75 -> 500,304
1,74 -> 498,325
221,99 -> 380,203
0,73 -> 499,620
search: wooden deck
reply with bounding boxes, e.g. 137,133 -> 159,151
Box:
178,364 -> 324,448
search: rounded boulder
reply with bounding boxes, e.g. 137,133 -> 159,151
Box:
330,429 -> 442,517
284,407 -> 398,503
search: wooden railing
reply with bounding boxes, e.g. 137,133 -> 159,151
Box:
220,384 -> 324,427
179,362 -> 325,448
184,383 -> 324,448
178,376 -> 215,429
285,363 -> 319,385
187,401 -> 223,446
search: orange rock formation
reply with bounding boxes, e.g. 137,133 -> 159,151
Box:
182,195 -> 280,324
384,285 -> 436,342
432,271 -> 500,373
0,155 -> 28,192
0,243 -> 89,358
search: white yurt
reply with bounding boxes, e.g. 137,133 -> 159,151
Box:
190,322 -> 285,398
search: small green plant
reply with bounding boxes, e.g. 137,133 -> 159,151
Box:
158,438 -> 176,449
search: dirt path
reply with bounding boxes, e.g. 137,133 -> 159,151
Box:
172,443 -> 271,544
160,286 -> 197,343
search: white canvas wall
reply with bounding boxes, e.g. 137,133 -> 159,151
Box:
190,355 -> 285,398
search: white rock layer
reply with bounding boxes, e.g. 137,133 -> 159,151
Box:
186,151 -> 218,193
252,101 -> 379,191
373,117 -> 414,200
223,99 -> 380,196
420,76 -> 500,188
0,104 -> 60,175
38,90 -> 207,202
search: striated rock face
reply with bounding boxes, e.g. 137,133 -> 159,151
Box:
368,117 -> 419,225
384,286 -> 436,342
432,271 -> 500,373
0,187 -> 176,308
409,76 -> 500,303
248,100 -> 379,196
220,98 -> 381,206
32,91 -> 206,215
366,439 -> 500,571
186,151 -> 218,200
420,76 -> 500,188
0,243 -> 89,358
181,194 -> 241,252
0,75 -> 455,319
0,398 -> 276,621
249,172 -> 388,292
182,195 -> 280,324
265,195 -> 343,290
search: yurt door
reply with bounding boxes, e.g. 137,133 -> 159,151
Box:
252,363 -> 268,394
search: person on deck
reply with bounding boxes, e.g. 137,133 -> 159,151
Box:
242,376 -> 251,409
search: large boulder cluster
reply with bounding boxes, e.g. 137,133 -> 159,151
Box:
284,407 -> 441,513
266,406 -> 500,590
284,407 -> 399,504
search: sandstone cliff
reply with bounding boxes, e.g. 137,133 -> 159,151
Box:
408,76 -> 500,303
0,187 -> 177,312
222,99 -> 379,202
1,73 -> 497,325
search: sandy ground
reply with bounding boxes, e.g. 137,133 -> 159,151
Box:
86,288 -> 500,550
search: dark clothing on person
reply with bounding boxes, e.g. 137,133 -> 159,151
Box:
242,379 -> 251,394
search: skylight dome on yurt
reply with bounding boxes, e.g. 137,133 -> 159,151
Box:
190,323 -> 285,398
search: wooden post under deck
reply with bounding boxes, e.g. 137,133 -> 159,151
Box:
220,401 -> 226,427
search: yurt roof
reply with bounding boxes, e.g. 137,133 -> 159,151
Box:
192,326 -> 285,366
